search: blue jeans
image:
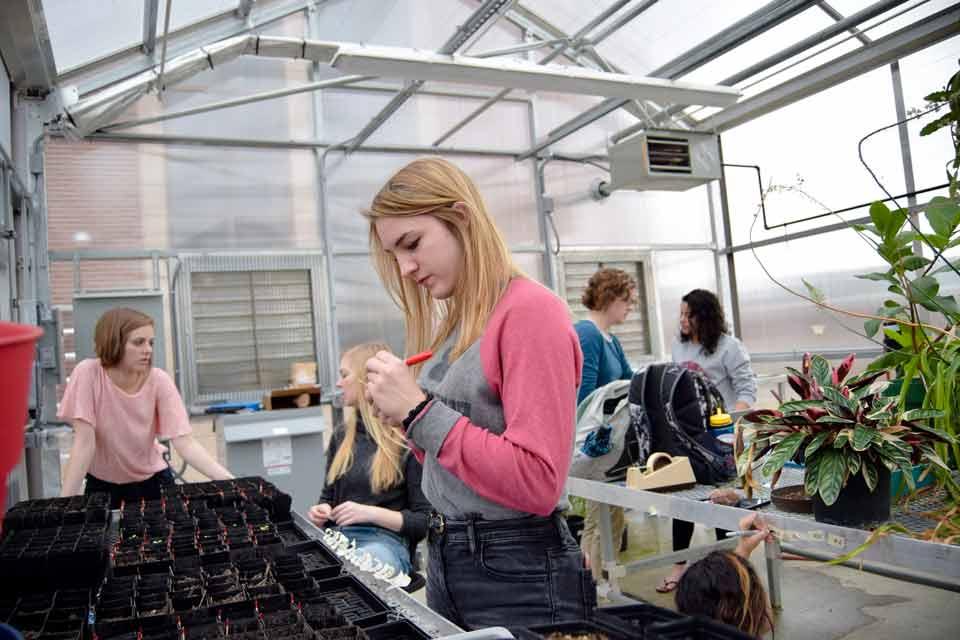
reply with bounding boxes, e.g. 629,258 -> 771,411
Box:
426,512 -> 596,630
338,525 -> 412,575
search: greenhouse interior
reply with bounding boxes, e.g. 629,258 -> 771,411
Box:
0,1 -> 959,639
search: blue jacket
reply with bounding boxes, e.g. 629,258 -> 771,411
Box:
575,320 -> 633,405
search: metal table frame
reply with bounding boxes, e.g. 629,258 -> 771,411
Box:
567,474 -> 960,607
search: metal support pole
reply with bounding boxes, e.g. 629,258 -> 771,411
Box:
237,0 -> 256,19
596,503 -> 621,597
706,182 -> 724,304
307,4 -> 342,399
142,0 -> 161,55
716,138 -> 742,338
527,94 -> 556,290
890,61 -> 921,257
764,535 -> 784,609
817,0 -> 872,45
156,0 -> 174,98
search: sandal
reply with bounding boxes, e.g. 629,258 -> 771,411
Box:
655,578 -> 680,593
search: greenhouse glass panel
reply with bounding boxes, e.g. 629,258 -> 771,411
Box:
734,228 -> 899,358
544,161 -> 714,247
721,65 -> 903,247
43,0 -> 142,72
163,146 -> 319,250
325,153 -> 540,252
899,35 -> 959,197
156,0 -> 241,35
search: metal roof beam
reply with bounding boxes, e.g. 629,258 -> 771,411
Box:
62,0 -> 315,97
523,0 -> 818,158
344,0 -> 517,153
700,3 -> 960,133
0,0 -> 58,92
650,0 -> 817,80
611,0 -> 909,143
817,0 -> 872,45
432,0 -> 653,146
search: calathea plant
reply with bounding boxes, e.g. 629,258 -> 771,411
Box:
735,353 -> 955,507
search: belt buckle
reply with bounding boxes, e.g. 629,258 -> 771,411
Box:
429,512 -> 445,536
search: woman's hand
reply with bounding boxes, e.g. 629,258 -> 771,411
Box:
709,488 -> 741,506
307,503 -> 333,528
329,501 -> 377,527
365,350 -> 427,424
734,512 -> 772,558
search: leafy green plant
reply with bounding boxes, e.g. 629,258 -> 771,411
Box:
735,354 -> 955,506
797,68 -> 960,496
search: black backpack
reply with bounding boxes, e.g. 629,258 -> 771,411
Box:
628,363 -> 735,485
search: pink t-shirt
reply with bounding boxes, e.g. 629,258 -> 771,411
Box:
57,358 -> 193,483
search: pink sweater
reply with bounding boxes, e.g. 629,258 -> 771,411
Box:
408,277 -> 583,518
58,359 -> 193,483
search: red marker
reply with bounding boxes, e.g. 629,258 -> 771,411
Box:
404,351 -> 433,366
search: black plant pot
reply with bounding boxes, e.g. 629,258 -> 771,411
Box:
813,465 -> 891,527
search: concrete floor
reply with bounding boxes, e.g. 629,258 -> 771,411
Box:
612,512 -> 960,639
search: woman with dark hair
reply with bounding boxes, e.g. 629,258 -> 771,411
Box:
675,513 -> 774,638
658,290 -> 757,593
674,289 -> 756,411
59,308 -> 232,507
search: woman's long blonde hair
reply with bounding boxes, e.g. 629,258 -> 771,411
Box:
326,343 -> 407,493
365,157 -> 521,361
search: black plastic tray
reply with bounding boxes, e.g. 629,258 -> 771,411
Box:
308,576 -> 389,623
645,617 -> 754,640
363,619 -> 430,640
594,603 -> 684,638
518,619 -> 634,639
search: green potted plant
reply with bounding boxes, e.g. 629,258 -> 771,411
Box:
735,353 -> 954,527
791,68 -> 960,500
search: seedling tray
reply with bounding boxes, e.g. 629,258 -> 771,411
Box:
645,617 -> 754,640
308,576 -> 388,623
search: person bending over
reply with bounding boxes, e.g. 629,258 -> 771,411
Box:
60,308 -> 232,508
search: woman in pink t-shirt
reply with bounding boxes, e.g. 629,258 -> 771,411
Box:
59,308 -> 232,507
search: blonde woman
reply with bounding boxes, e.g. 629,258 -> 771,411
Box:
361,158 -> 594,629
306,343 -> 430,574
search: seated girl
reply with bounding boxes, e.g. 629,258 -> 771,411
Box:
307,342 -> 431,573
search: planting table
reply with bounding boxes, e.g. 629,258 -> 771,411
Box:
568,468 -> 960,607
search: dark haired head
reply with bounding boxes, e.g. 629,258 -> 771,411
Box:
680,289 -> 727,355
676,551 -> 772,638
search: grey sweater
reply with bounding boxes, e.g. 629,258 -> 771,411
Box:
671,333 -> 757,409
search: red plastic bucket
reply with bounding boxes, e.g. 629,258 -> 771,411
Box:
0,321 -> 43,523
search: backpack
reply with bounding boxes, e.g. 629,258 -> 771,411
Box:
628,363 -> 735,485
570,380 -> 646,483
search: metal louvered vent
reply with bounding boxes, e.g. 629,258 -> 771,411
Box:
562,257 -> 653,363
647,136 -> 692,174
190,270 -> 317,396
